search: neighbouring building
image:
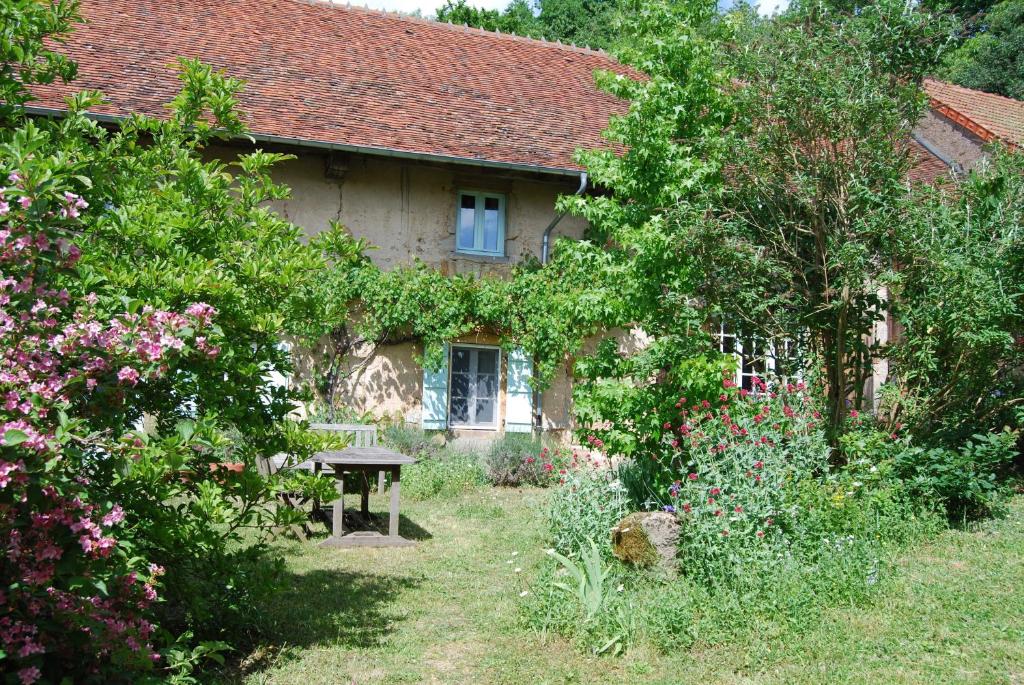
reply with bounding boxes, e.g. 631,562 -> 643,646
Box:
29,0 -> 1024,439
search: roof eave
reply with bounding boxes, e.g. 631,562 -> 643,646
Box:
24,105 -> 586,178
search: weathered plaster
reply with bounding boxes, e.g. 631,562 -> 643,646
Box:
214,144 -> 589,435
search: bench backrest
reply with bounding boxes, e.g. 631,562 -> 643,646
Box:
309,423 -> 378,447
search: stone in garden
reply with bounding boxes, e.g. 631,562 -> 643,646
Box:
611,512 -> 680,572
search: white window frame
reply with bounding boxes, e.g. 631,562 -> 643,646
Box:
448,344 -> 502,430
455,190 -> 506,257
714,322 -> 804,392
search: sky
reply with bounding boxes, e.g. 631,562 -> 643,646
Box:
359,0 -> 789,18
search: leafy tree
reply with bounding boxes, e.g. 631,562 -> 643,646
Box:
886,150 -> 1024,445
941,0 -> 1024,99
684,0 -> 951,446
536,0 -> 623,48
434,0 -> 622,48
436,0 -> 541,35
1,5 -> 338,678
0,0 -> 79,124
557,0 -> 735,461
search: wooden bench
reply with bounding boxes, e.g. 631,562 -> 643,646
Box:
258,423 -> 383,538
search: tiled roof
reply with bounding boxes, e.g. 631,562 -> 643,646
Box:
908,138 -> 955,184
924,79 -> 1024,148
30,0 -> 632,174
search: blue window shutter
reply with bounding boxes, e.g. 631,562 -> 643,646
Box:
421,343 -> 449,430
504,347 -> 533,433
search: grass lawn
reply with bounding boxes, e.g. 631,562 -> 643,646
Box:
230,488 -> 1024,684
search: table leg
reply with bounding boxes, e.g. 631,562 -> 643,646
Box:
312,462 -> 323,521
332,465 -> 344,539
377,470 -> 386,495
389,466 -> 401,538
360,471 -> 370,520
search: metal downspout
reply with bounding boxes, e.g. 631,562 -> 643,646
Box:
535,172 -> 588,432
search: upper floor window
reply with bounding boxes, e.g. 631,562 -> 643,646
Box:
456,191 -> 505,257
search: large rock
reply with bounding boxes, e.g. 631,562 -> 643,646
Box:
611,512 -> 680,572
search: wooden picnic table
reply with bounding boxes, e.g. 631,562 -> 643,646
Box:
311,446 -> 417,548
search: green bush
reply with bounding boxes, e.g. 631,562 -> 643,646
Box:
548,464 -> 631,559
401,449 -> 487,500
485,433 -> 544,486
383,424 -> 442,459
893,429 -> 1019,520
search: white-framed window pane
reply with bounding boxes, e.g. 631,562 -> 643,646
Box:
458,194 -> 477,250
476,348 -> 497,375
475,399 -> 495,424
483,197 -> 500,252
450,394 -> 469,423
456,191 -> 504,256
452,347 -> 471,373
448,345 -> 500,427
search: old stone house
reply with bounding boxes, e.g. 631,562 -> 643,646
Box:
30,0 -> 1024,439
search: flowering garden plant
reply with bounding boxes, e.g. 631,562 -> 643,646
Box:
0,123 -> 335,679
596,368 -> 834,579
0,159 -> 225,679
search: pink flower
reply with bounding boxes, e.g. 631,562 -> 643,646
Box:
102,505 -> 125,526
687,473 -> 698,481
849,409 -> 859,419
185,302 -> 217,325
18,667 -> 40,685
117,366 -> 140,385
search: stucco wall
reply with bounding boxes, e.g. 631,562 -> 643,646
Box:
241,148 -> 589,273
214,144 -> 589,434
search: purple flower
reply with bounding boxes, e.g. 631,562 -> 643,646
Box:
663,505 -> 676,513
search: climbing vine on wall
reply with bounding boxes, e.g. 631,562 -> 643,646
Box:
289,223 -> 625,416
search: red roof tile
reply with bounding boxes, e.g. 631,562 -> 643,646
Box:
908,138 -> 955,184
924,79 -> 1024,149
30,0 -> 632,174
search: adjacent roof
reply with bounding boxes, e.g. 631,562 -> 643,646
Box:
909,138 -> 954,185
924,79 -> 1024,149
30,0 -> 632,175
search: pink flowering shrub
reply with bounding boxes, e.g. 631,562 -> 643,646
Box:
0,166 -> 222,679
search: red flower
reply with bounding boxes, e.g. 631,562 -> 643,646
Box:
714,509 -> 723,517
543,463 -> 553,472
688,473 -> 698,481
682,502 -> 692,513
849,409 -> 859,419
756,530 -> 765,538
754,460 -> 764,469
663,421 -> 672,429
710,487 -> 721,496
525,457 -> 535,464
734,505 -> 743,513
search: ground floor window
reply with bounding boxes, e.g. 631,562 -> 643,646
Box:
714,322 -> 805,391
449,345 -> 500,428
